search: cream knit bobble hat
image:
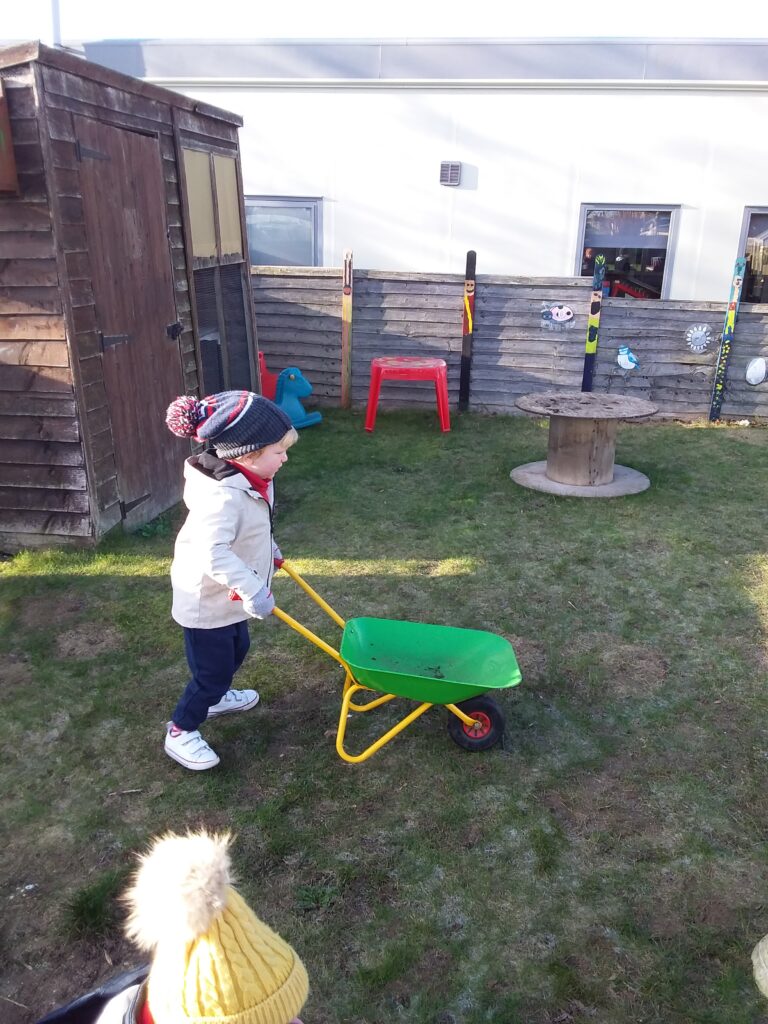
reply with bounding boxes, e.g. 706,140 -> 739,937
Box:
124,831 -> 308,1024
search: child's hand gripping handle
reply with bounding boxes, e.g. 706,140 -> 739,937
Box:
227,558 -> 286,613
228,583 -> 275,619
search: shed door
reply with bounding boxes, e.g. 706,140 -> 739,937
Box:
74,116 -> 187,525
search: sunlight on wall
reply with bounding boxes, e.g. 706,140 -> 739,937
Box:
186,85 -> 768,299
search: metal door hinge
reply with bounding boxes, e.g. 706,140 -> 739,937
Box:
119,494 -> 150,518
166,321 -> 183,340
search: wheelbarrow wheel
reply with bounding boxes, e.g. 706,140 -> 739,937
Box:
447,695 -> 505,751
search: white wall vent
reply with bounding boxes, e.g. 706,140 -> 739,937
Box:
439,161 -> 462,186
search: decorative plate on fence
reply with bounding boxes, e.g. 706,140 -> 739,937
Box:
746,357 -> 767,386
685,323 -> 713,353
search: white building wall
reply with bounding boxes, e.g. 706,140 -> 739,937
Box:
180,84 -> 768,300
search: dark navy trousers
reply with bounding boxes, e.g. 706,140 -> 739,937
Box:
172,621 -> 251,731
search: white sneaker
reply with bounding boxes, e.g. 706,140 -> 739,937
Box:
164,725 -> 220,771
206,688 -> 260,719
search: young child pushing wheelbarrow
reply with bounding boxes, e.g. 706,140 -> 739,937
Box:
163,389 -> 521,770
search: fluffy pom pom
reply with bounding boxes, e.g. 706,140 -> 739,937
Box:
166,395 -> 203,438
123,831 -> 233,950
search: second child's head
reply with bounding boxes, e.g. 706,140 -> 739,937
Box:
167,391 -> 299,477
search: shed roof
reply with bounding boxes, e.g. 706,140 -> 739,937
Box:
0,40 -> 243,123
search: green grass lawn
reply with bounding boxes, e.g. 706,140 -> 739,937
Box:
2,410 -> 768,1024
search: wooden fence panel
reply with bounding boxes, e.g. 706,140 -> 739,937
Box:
250,267 -> 768,420
351,272 -> 464,410
469,278 -> 590,412
251,268 -> 343,400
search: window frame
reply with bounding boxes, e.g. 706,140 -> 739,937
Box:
244,195 -> 323,268
574,202 -> 681,300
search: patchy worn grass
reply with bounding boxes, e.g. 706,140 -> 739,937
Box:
2,411 -> 768,1024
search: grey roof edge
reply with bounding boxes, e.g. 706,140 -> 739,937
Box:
56,38 -> 768,84
143,78 -> 768,93
60,36 -> 768,45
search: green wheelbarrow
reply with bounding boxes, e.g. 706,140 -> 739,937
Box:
272,563 -> 522,763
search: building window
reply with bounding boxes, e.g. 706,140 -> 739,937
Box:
576,205 -> 679,299
245,196 -> 322,267
740,208 -> 768,303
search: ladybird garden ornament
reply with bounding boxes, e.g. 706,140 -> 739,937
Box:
540,303 -> 575,331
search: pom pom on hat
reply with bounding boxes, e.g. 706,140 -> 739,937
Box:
165,391 -> 293,458
123,831 -> 309,1024
124,830 -> 232,950
166,395 -> 206,440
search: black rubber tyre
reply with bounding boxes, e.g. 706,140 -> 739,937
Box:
447,695 -> 505,751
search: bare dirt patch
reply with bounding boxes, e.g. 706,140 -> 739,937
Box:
568,632 -> 668,697
55,624 -> 123,659
18,592 -> 88,632
0,827 -> 137,1024
543,751 -> 663,843
634,860 -> 767,940
724,428 -> 768,447
4,653 -> 33,693
505,634 -> 548,685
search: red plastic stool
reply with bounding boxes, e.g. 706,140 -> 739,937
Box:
364,356 -> 450,432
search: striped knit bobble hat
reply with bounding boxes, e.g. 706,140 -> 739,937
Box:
166,391 -> 293,458
124,831 -> 309,1024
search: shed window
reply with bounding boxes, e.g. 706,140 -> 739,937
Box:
213,155 -> 243,258
740,208 -> 768,303
183,148 -> 243,260
194,265 -> 253,393
245,196 -> 322,267
183,149 -> 217,259
576,205 -> 679,299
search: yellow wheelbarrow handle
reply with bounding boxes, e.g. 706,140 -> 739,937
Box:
271,562 -> 347,666
277,561 -> 346,628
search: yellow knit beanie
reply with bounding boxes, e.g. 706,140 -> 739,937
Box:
123,831 -> 309,1024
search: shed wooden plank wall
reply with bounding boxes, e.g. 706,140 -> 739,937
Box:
251,267 -> 768,419
0,65 -> 90,548
0,46 -> 249,551
36,61 -> 204,537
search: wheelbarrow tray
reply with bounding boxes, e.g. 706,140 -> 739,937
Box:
339,616 -> 521,704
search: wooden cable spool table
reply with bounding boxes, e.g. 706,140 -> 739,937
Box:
511,391 -> 658,497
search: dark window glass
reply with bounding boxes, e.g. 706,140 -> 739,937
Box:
581,207 -> 673,299
245,198 -> 321,267
743,212 -> 768,303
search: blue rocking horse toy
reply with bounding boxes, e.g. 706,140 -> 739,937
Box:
274,366 -> 323,429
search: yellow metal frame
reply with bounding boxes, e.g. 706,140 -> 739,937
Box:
272,563 -> 477,763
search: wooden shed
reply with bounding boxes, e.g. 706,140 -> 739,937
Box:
0,42 -> 259,550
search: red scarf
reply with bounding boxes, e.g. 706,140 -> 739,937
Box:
226,461 -> 272,504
